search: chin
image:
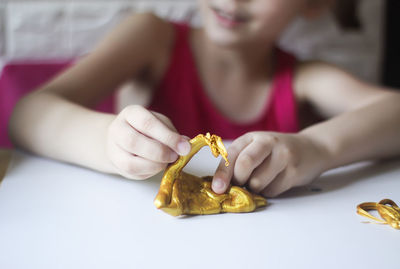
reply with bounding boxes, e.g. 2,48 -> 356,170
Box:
204,23 -> 246,48
208,34 -> 239,48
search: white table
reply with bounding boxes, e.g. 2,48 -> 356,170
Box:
0,149 -> 399,269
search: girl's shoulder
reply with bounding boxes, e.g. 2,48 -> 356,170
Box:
293,60 -> 387,118
40,13 -> 179,105
294,60 -> 365,103
294,61 -> 343,101
102,12 -> 178,84
117,12 -> 176,54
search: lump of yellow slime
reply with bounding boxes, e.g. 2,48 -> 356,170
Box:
154,133 -> 267,216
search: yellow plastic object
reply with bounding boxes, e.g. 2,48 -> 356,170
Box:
154,133 -> 267,216
357,199 -> 400,230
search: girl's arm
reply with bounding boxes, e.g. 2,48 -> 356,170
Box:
295,61 -> 400,170
9,13 -> 184,174
211,61 -> 400,197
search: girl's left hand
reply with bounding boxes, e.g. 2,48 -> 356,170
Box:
211,131 -> 329,197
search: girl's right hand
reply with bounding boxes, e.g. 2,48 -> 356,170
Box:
106,105 -> 191,180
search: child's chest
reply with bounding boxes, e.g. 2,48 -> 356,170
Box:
116,78 -> 273,126
202,79 -> 273,124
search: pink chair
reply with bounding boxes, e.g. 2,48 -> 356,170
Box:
0,60 -> 114,148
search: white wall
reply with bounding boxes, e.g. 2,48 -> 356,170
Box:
0,0 -> 384,83
0,1 -> 198,62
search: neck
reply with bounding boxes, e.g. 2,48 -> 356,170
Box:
198,30 -> 275,80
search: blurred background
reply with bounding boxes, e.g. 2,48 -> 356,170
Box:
0,0 -> 395,147
0,0 -> 386,83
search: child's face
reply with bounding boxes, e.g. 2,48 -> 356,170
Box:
198,0 -> 310,47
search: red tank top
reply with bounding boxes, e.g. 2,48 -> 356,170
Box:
148,23 -> 299,140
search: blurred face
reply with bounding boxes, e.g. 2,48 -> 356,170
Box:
198,0 -> 309,47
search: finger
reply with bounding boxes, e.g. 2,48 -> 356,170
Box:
247,146 -> 288,193
116,121 -> 178,163
212,135 -> 252,194
261,169 -> 292,197
113,145 -> 167,180
233,141 -> 273,186
124,106 -> 190,156
152,112 -> 177,132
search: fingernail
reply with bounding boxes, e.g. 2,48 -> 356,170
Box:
177,140 -> 191,156
212,178 -> 226,193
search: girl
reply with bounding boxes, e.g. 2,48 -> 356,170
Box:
9,0 -> 400,197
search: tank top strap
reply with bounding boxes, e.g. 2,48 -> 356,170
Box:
152,22 -> 194,98
165,22 -> 198,87
170,22 -> 191,57
268,48 -> 299,133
